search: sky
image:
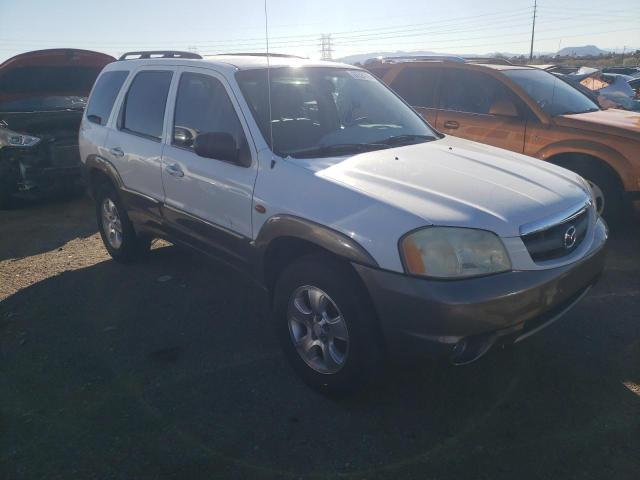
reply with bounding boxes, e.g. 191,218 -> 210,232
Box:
0,0 -> 638,62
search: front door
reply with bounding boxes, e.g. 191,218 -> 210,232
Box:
160,68 -> 258,265
435,68 -> 526,153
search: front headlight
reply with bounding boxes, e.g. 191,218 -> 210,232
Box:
0,127 -> 41,149
400,227 -> 511,279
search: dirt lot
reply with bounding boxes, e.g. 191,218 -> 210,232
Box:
1,195 -> 639,479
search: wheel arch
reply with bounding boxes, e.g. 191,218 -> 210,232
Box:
84,154 -> 123,198
537,141 -> 633,191
254,215 -> 378,295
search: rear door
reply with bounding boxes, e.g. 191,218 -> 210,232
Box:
160,67 -> 257,264
435,68 -> 526,153
103,67 -> 174,207
387,65 -> 441,126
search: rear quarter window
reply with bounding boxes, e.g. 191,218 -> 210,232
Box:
86,71 -> 129,126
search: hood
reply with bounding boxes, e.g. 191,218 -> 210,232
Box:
0,49 -> 114,108
295,136 -> 589,237
554,108 -> 640,140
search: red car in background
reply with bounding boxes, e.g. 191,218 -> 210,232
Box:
0,49 -> 114,207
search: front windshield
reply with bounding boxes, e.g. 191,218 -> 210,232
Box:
503,68 -> 600,116
236,67 -> 437,158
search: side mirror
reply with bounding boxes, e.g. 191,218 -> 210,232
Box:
193,132 -> 238,163
173,126 -> 194,147
489,99 -> 519,117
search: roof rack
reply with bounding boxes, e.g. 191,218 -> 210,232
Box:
463,57 -> 514,65
118,51 -> 202,61
365,55 -> 465,65
214,53 -> 307,59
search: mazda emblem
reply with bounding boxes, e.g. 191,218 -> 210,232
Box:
563,225 -> 577,249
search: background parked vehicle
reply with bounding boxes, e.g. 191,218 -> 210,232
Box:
562,67 -> 640,112
368,57 -> 640,222
0,49 -> 114,208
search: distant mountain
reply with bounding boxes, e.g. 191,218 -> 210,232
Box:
557,45 -> 610,57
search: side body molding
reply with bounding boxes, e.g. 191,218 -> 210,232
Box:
253,214 -> 379,270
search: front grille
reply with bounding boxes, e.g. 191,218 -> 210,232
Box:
522,208 -> 589,262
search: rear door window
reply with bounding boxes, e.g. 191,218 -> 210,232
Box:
390,67 -> 440,108
120,70 -> 173,139
172,72 -> 245,152
440,69 -> 516,115
86,71 -> 129,125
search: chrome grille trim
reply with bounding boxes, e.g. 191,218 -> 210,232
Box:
519,199 -> 592,237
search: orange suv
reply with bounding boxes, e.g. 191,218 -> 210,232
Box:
368,57 -> 640,222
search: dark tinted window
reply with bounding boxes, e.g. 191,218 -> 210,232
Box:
503,69 -> 599,116
121,71 -> 172,139
440,69 -> 516,114
86,71 -> 128,125
0,66 -> 102,94
390,67 -> 440,108
173,73 -> 245,150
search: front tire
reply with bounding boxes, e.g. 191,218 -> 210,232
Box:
273,254 -> 382,394
554,157 -> 624,224
95,183 -> 150,263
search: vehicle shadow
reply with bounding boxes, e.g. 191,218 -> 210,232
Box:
0,233 -> 638,479
0,193 -> 96,262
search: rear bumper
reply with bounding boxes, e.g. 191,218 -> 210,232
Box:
354,218 -> 608,363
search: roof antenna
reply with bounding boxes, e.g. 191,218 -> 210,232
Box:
264,0 -> 276,169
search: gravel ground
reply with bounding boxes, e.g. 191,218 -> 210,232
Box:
1,195 -> 639,479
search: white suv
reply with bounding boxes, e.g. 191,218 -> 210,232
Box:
79,51 -> 607,392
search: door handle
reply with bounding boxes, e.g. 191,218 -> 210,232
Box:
109,147 -> 125,157
165,163 -> 184,178
443,120 -> 460,130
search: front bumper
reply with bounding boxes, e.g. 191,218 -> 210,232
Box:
354,218 -> 608,363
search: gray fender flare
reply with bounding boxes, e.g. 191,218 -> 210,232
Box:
253,214 -> 379,283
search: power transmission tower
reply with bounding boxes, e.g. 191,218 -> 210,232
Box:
320,34 -> 334,60
529,0 -> 537,62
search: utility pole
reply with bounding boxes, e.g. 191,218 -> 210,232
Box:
529,0 -> 537,62
320,34 -> 333,61
621,46 -> 626,64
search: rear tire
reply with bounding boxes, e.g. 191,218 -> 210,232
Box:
273,253 -> 383,394
95,183 -> 150,263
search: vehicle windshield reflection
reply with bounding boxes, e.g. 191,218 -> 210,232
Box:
236,67 -> 437,158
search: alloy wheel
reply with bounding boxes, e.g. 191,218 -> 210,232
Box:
287,285 -> 349,374
101,198 -> 123,249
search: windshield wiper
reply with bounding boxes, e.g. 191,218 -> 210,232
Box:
377,134 -> 436,146
556,107 -> 600,115
287,142 -> 391,158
